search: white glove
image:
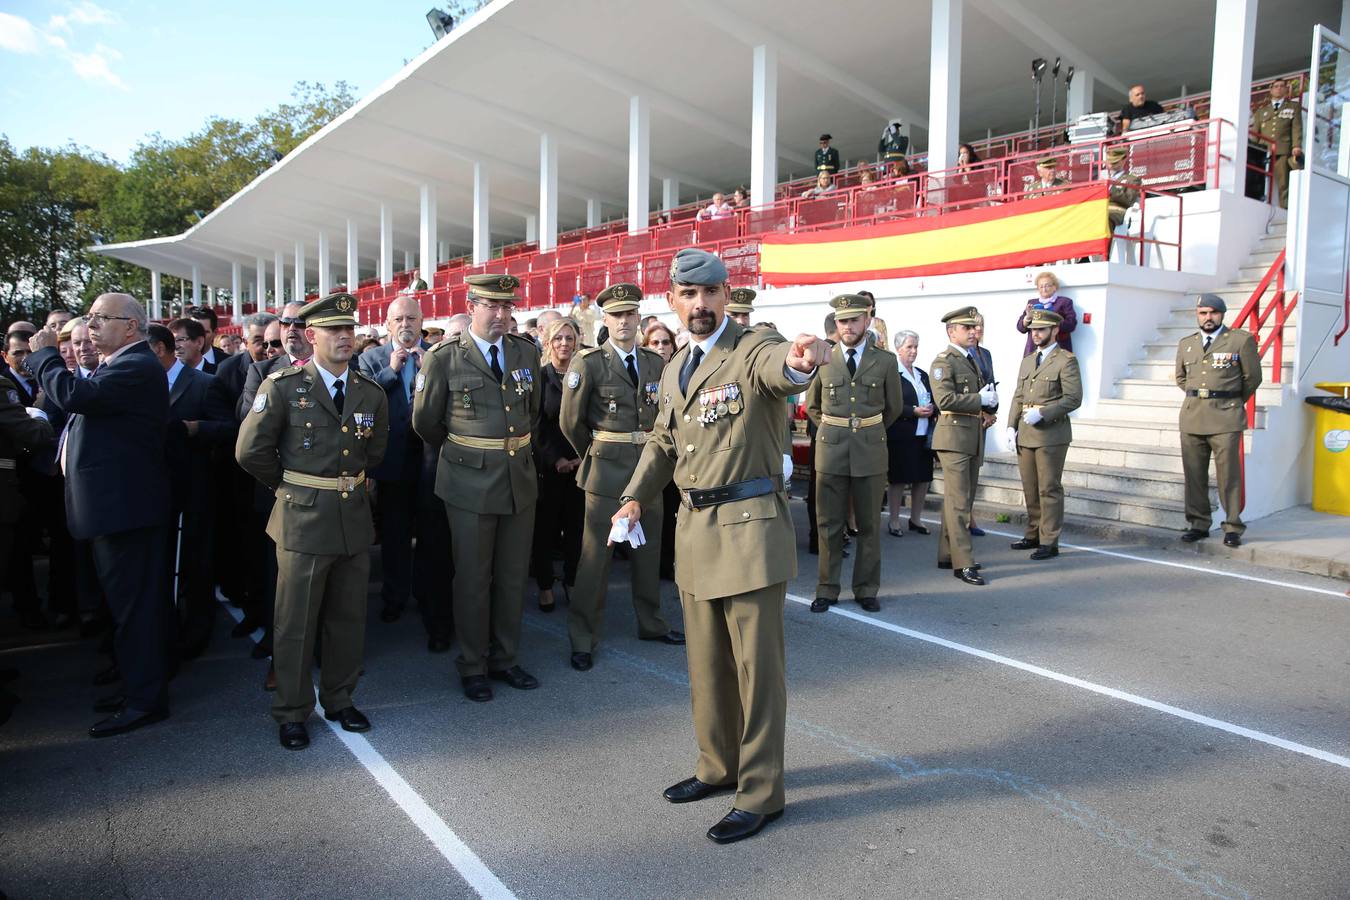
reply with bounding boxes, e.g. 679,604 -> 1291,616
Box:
1003,427 -> 1018,452
783,453 -> 795,481
1022,408 -> 1043,426
24,407 -> 48,421
978,385 -> 999,409
607,518 -> 647,548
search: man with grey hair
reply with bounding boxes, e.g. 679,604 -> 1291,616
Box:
26,293 -> 172,737
445,313 -> 472,338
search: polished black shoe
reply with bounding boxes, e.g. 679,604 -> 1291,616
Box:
663,776 -> 736,804
908,520 -> 931,535
1010,538 -> 1040,550
92,664 -> 121,686
462,675 -> 493,702
707,807 -> 783,844
1180,529 -> 1209,543
92,693 -> 124,714
858,597 -> 881,613
1029,546 -> 1059,560
641,630 -> 686,645
89,707 -> 167,739
968,525 -> 986,537
427,635 -> 452,653
379,605 -> 403,624
324,706 -> 371,732
954,567 -> 986,586
570,652 -> 593,671
488,666 -> 539,690
809,597 -> 831,613
846,526 -> 860,538
279,721 -> 309,750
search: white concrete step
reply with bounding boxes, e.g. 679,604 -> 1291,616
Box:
1093,397 -> 1268,427
1071,417 -> 1255,450
1114,378 -> 1287,405
978,454 -> 1214,504
1067,439 -> 1187,474
933,472 -> 1194,529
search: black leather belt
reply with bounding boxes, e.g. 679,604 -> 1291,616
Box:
1188,389 -> 1241,399
680,476 -> 782,511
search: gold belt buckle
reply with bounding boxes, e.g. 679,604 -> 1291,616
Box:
337,475 -> 358,493
848,415 -> 861,431
505,435 -> 524,452
1196,388 -> 1210,399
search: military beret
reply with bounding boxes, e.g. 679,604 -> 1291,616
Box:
466,273 -> 520,302
596,282 -> 642,313
829,293 -> 870,321
1027,308 -> 1063,328
298,291 -> 359,328
727,287 -> 757,314
669,248 -> 728,286
1037,156 -> 1059,168
942,306 -> 981,326
819,133 -> 832,142
1195,292 -> 1227,313
1105,147 -> 1128,164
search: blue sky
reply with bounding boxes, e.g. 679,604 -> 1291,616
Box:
0,1 -> 446,163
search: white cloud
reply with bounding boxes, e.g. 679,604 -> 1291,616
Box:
0,6 -> 127,90
48,2 -> 119,32
70,43 -> 126,90
0,12 -> 44,53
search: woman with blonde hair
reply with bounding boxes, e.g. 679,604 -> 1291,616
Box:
531,316 -> 585,611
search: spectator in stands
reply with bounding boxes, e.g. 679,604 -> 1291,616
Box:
262,320 -> 285,358
957,144 -> 981,167
732,186 -> 751,209
1104,147 -> 1142,232
879,118 -> 909,163
698,192 -> 734,221
815,134 -> 841,176
1015,270 -> 1078,355
886,158 -> 912,180
1119,84 -> 1165,132
187,307 -> 223,371
858,167 -> 877,188
802,171 -> 836,199
571,293 -> 599,345
1027,157 -> 1069,197
530,317 -> 584,613
640,319 -> 680,581
885,330 -> 935,537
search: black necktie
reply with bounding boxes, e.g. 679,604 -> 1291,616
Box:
1035,351 -> 1043,368
679,346 -> 704,394
625,354 -> 639,387
333,378 -> 345,415
846,348 -> 857,377
489,344 -> 504,382
1203,335 -> 1212,352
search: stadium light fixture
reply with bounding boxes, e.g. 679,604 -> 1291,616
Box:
426,8 -> 455,40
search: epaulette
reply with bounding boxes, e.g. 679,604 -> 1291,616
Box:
505,332 -> 537,349
349,368 -> 375,386
429,338 -> 455,353
577,346 -> 602,358
268,365 -> 302,381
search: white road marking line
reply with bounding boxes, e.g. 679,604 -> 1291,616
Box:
785,593 -> 1350,771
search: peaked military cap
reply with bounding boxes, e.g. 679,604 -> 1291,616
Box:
1027,307 -> 1063,327
1194,292 -> 1227,313
829,293 -> 870,321
1037,156 -> 1060,168
727,287 -> 757,314
819,133 -> 833,142
298,291 -> 359,328
942,305 -> 981,326
597,282 -> 642,313
466,273 -> 520,302
1105,147 -> 1128,164
669,248 -> 728,286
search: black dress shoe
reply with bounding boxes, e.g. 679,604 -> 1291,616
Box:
231,618 -> 260,639
937,560 -> 953,570
663,776 -> 736,804
1010,538 -> 1040,550
324,706 -> 371,732
908,520 -> 930,535
279,721 -> 309,750
641,630 -> 686,645
1180,529 -> 1209,543
809,597 -> 831,613
707,807 -> 783,844
858,597 -> 880,613
570,652 -> 593,671
1223,532 -> 1241,547
379,605 -> 403,624
954,567 -> 986,586
462,675 -> 493,702
1029,546 -> 1059,560
489,666 -> 539,690
89,707 -> 167,739
92,664 -> 121,686
427,635 -> 451,653
846,526 -> 860,537
92,693 -> 124,714
968,525 -> 986,537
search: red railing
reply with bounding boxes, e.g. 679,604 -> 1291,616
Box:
1234,248 -> 1298,428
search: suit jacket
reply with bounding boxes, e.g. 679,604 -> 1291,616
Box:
4,368 -> 38,407
622,321 -> 809,600
358,340 -> 429,482
1175,328 -> 1262,435
200,351 -> 219,376
560,343 -> 664,498
805,340 -> 902,477
1016,295 -> 1078,355
166,366 -> 236,513
887,366 -> 935,442
1009,347 -> 1082,447
26,342 -> 169,540
412,331 -> 543,515
534,364 -> 578,473
0,374 -> 55,526
929,346 -> 985,456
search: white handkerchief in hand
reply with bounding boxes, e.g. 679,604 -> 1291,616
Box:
25,407 -> 48,421
607,518 -> 647,547
783,453 -> 794,481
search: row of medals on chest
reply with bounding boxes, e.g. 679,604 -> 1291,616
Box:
292,384 -> 375,451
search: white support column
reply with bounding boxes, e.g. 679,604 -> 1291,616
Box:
1067,68 -> 1095,120
662,178 -> 680,212
419,184 -> 438,285
473,163 -> 491,266
628,95 -> 651,233
274,251 -> 285,310
150,271 -> 162,320
191,265 -> 201,310
317,231 -> 331,297
230,261 -> 242,320
294,241 -> 306,302
1209,0 -> 1258,194
539,133 -> 559,251
346,219 -> 359,290
750,44 -> 778,211
927,0 -> 963,174
526,215 -> 539,243
379,205 -> 393,284
587,198 -> 602,229
255,256 -> 266,311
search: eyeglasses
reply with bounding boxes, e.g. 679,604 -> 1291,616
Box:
88,313 -> 133,326
472,300 -> 516,314
647,338 -> 673,346
266,339 -> 284,348
280,318 -> 305,327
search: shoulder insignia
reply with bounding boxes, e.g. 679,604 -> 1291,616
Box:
566,370 -> 581,389
577,346 -> 602,358
268,365 -> 301,381
252,394 -> 267,413
429,339 -> 455,354
6,389 -> 18,406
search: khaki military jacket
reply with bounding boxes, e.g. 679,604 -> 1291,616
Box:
1252,100 -> 1304,157
622,321 -> 811,600
929,346 -> 986,456
1175,327 -> 1262,435
560,343 -> 664,499
1009,347 -> 1082,447
236,361 -> 389,557
805,340 -> 902,477
0,374 -> 55,526
412,330 -> 542,515
1108,172 -> 1142,211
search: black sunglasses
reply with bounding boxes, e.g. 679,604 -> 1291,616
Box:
266,339 -> 284,348
280,317 -> 305,327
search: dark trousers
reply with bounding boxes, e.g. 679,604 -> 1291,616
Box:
74,538 -> 105,615
530,469 -> 583,591
42,477 -> 76,616
415,488 -> 454,639
660,481 -> 678,580
213,468 -> 243,603
169,506 -> 216,644
91,526 -> 169,712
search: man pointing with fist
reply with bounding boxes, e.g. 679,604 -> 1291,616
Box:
612,248 -> 828,845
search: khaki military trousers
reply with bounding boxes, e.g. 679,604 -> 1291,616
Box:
1017,443 -> 1070,547
1179,431 -> 1245,535
446,503 -> 536,677
569,492 -> 668,653
935,450 -> 977,569
272,547 -> 369,724
1273,154 -> 1292,209
682,583 -> 786,815
815,471 -> 885,601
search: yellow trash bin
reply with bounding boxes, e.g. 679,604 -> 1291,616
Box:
1307,382 -> 1350,516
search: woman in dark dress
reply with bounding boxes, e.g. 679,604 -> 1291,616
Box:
640,319 -> 680,580
530,317 -> 585,611
885,329 -> 936,537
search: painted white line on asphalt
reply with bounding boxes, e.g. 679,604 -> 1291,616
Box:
785,592 -> 1350,771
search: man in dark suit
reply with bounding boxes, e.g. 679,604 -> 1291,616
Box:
25,293 -> 172,738
187,307 -> 223,373
1,328 -> 46,628
239,304 -> 311,419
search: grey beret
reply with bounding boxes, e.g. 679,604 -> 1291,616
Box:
669,248 -> 728,286
1195,292 -> 1227,313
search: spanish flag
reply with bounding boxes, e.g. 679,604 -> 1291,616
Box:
760,185 -> 1110,285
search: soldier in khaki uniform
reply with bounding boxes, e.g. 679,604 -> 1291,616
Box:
560,283 -> 683,672
613,248 -> 830,845
1105,147 -> 1142,230
726,287 -> 756,327
235,292 -> 389,751
805,294 -> 902,612
1251,80 -> 1305,208
1175,293 -> 1262,547
1004,309 -> 1083,559
412,273 -> 543,702
930,306 -> 998,585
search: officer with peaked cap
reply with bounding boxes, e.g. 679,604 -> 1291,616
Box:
930,306 -> 997,585
412,273 -> 544,702
236,291 -> 389,750
613,247 -> 831,844
560,283 -> 683,672
1105,147 -> 1142,231
726,288 -> 756,327
805,294 -> 903,613
1175,293 -> 1261,547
